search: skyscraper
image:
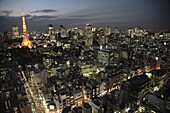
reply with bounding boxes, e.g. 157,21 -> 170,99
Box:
48,24 -> 54,35
48,24 -> 56,42
21,8 -> 32,49
12,25 -> 19,38
85,24 -> 93,48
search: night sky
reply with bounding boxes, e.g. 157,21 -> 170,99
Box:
0,0 -> 170,32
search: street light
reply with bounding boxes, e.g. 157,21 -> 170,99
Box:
164,42 -> 167,45
155,57 -> 158,61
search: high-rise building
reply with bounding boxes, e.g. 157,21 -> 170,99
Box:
59,25 -> 67,38
48,24 -> 56,42
12,25 -> 19,38
48,24 -> 54,35
94,46 -> 114,66
113,27 -> 119,34
105,26 -> 111,35
85,37 -> 93,47
85,24 -> 93,48
21,8 -> 32,49
85,24 -> 92,31
99,36 -> 108,45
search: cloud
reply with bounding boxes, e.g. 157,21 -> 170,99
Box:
30,9 -> 58,13
0,0 -> 170,32
0,14 -> 58,31
0,10 -> 13,16
69,15 -> 89,18
25,14 -> 32,19
27,15 -> 58,22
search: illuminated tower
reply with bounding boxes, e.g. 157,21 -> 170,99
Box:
21,8 -> 32,49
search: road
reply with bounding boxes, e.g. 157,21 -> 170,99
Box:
20,70 -> 48,113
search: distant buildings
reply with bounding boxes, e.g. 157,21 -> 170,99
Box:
0,11 -> 170,113
128,26 -> 147,38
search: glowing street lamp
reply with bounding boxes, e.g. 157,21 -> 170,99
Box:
155,57 -> 158,61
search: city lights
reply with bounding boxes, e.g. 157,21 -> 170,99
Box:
0,1 -> 170,113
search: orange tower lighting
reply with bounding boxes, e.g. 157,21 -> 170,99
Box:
21,8 -> 32,49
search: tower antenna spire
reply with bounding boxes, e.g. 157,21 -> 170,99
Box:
21,8 -> 32,49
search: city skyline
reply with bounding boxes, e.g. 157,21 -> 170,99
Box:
0,1 -> 170,113
0,0 -> 170,32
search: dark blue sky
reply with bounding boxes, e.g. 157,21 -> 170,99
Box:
0,0 -> 170,32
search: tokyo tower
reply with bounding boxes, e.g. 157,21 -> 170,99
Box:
21,8 -> 32,49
